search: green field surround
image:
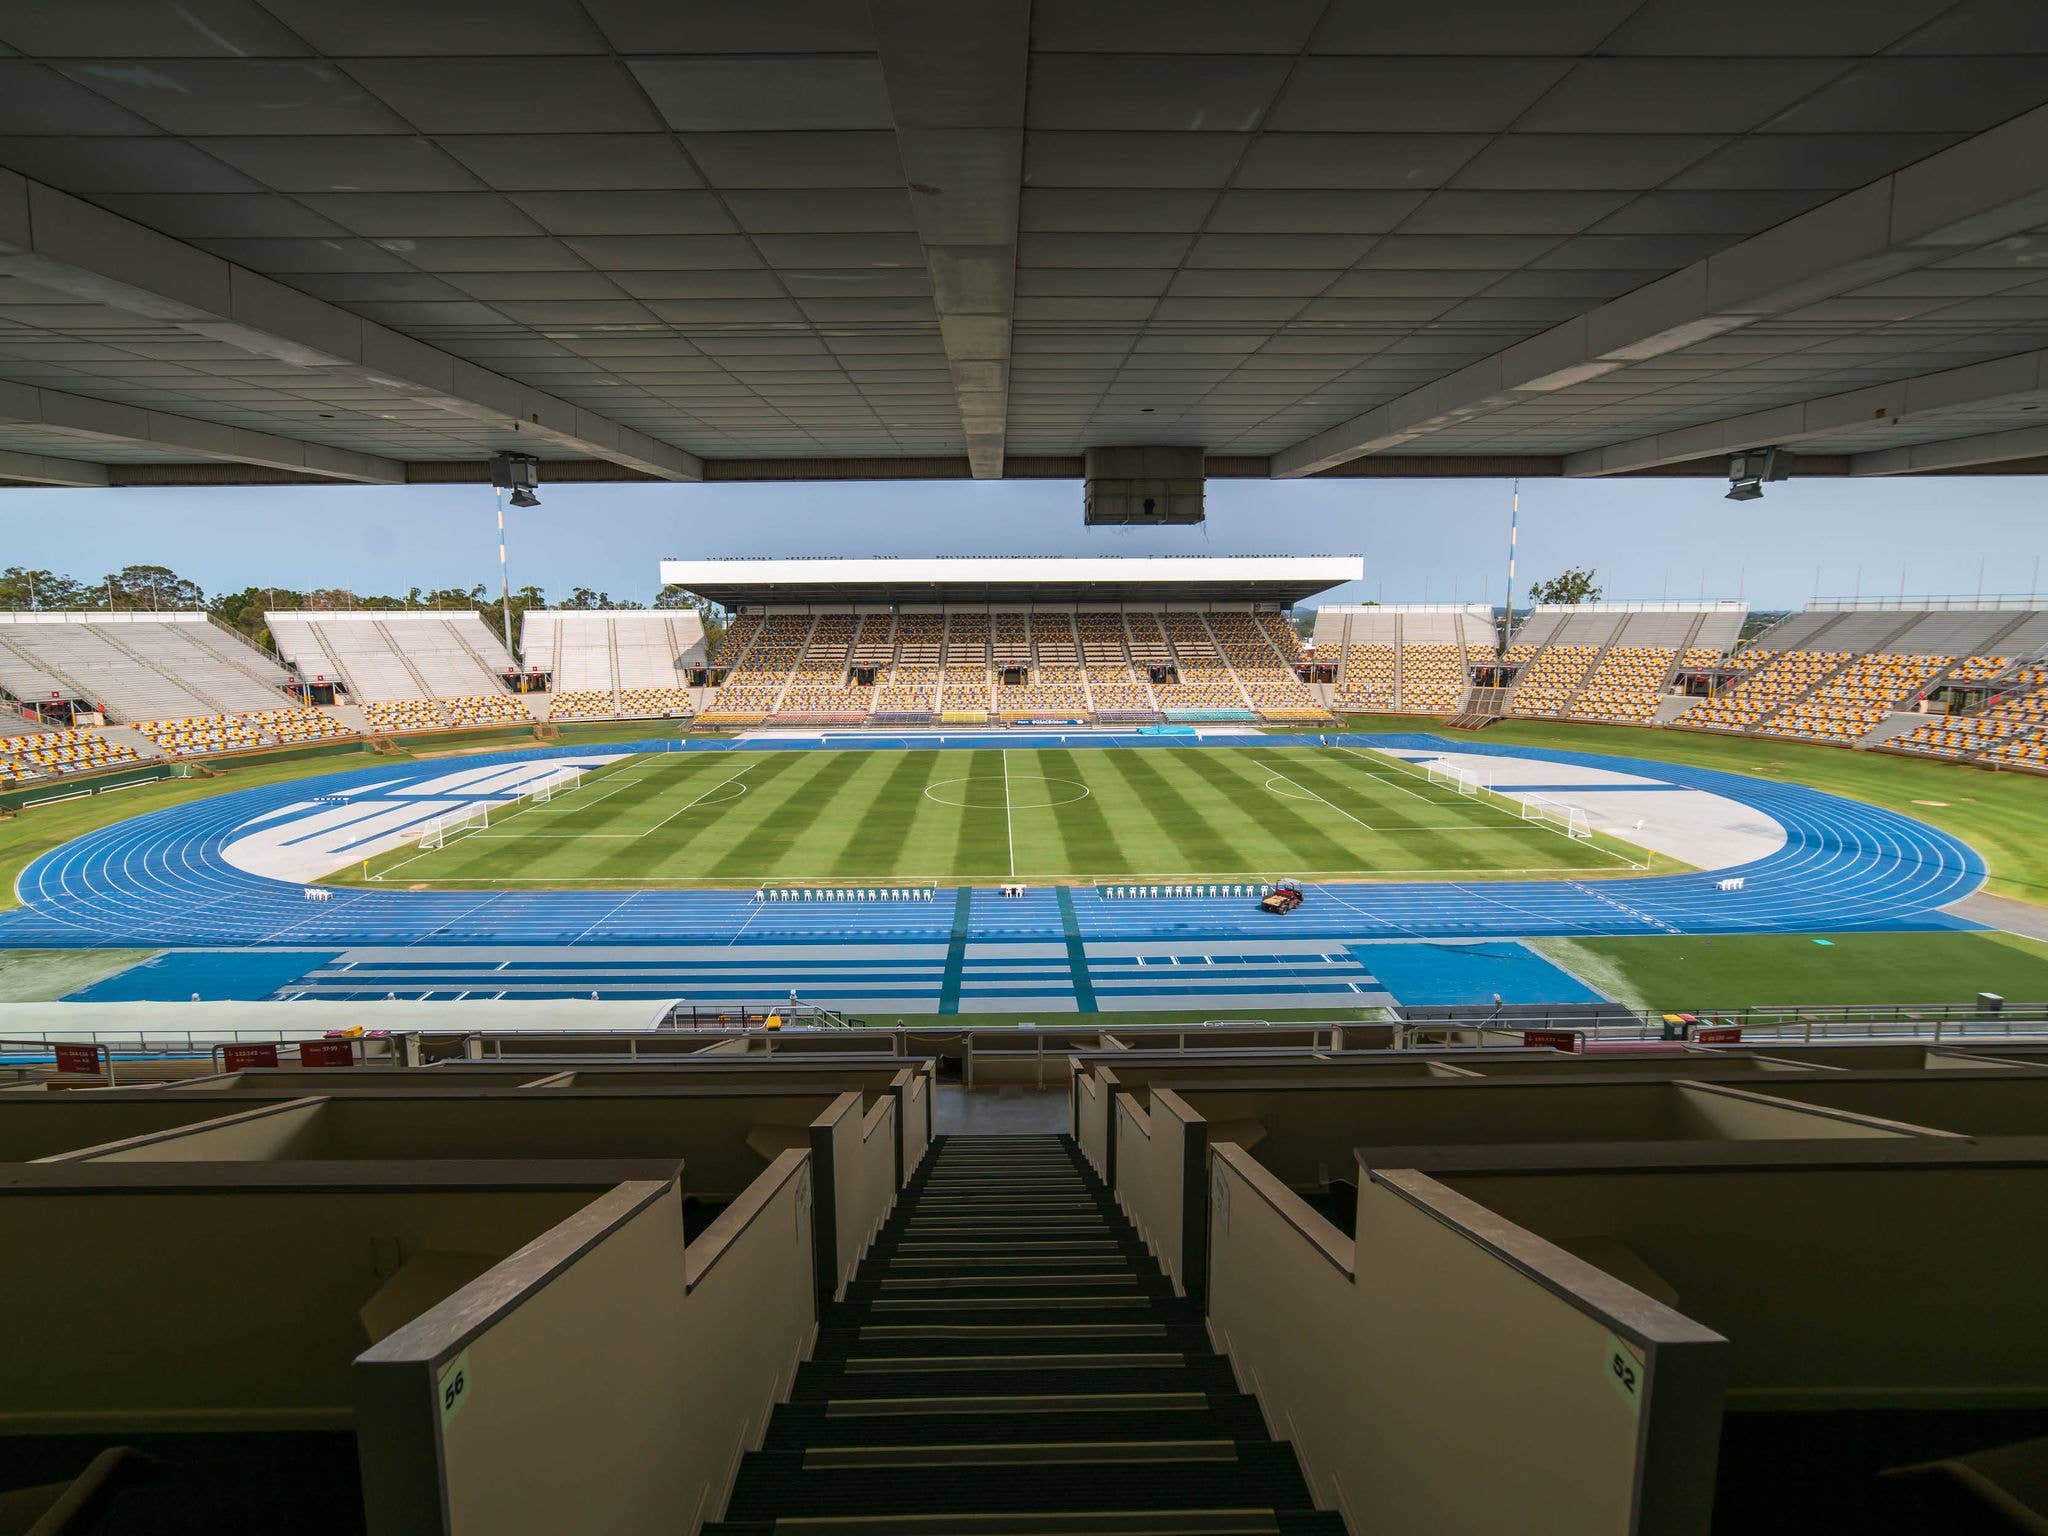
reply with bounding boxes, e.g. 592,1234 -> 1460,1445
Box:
354,746 -> 1660,889
1532,931 -> 2048,1012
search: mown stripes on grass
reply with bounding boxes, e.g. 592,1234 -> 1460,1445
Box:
365,745 -> 1644,888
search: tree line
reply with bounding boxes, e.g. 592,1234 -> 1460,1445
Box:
0,564 -> 725,654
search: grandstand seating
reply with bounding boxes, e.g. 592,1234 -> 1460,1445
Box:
1259,612 -> 1306,663
877,666 -> 939,711
547,689 -> 618,721
1031,613 -> 1078,666
524,609 -> 703,711
1317,606 -> 1490,712
359,694 -> 528,733
132,708 -> 355,757
1763,653 -> 1952,743
1950,655 -> 2014,681
1678,651 -> 1849,731
1209,613 -> 1324,716
706,613 -> 811,714
1400,643 -> 1472,712
1124,612 -> 1172,669
1336,643 -> 1396,710
0,725 -> 143,784
1894,665 -> 2048,768
615,687 -> 694,719
362,700 -> 444,733
0,612 -> 291,721
680,606 -> 1326,722
267,611 -> 515,703
709,611 -> 760,669
1570,647 -> 1678,722
995,664 -> 1089,717
894,613 -> 944,668
1509,646 -> 1595,715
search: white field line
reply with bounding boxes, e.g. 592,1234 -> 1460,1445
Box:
1330,745 -> 1440,804
635,759 -> 764,838
365,863 -> 1629,887
1254,759 -> 1377,832
1335,744 -> 1641,869
371,760 -> 750,874
1002,747 -> 1016,877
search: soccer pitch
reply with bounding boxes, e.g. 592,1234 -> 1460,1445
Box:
354,746 -> 1660,890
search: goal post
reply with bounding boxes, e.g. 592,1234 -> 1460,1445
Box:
417,804 -> 488,851
531,764 -> 583,803
1425,760 -> 1484,797
1520,793 -> 1592,840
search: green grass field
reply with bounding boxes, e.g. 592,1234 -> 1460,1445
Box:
1329,714 -> 2048,906
348,745 -> 1669,889
1531,930 -> 2048,1012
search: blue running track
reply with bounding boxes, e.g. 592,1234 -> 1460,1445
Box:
0,734 -> 1983,959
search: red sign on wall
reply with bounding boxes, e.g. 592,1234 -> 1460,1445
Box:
298,1039 -> 355,1068
53,1043 -> 103,1076
1522,1029 -> 1580,1052
1692,1025 -> 1743,1045
221,1043 -> 280,1072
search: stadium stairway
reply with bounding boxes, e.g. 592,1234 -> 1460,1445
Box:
706,1134 -> 1342,1536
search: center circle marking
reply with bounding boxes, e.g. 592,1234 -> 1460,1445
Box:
923,774 -> 1092,809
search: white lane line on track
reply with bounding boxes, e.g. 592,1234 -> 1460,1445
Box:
8,739 -> 1986,950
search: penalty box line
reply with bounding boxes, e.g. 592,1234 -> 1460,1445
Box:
468,757 -> 761,842
1254,758 -> 1378,832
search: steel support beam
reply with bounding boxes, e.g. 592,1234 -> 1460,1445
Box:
0,380 -> 400,484
1273,105 -> 2048,479
1564,348 -> 2048,478
1851,422 -> 2048,476
870,0 -> 1027,479
0,173 -> 701,483
0,446 -> 105,487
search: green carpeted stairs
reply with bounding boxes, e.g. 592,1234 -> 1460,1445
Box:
706,1133 -> 1344,1535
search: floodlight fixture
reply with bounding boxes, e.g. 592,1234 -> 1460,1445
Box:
1726,445 -> 1786,502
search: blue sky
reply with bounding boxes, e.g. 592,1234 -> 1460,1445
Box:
1,474 -> 2041,611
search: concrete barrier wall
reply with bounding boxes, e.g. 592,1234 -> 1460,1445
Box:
0,1096 -> 306,1161
59,1098 -> 327,1162
1731,1071 -> 2048,1136
850,1093 -> 899,1272
1174,1081 -> 1925,1187
77,1094 -> 838,1196
174,1068 -> 558,1093
1450,1158 -> 2048,1409
1075,1069 -> 1108,1179
1207,1145 -> 1728,1536
0,1181 -> 592,1432
1458,1051 -> 1818,1077
899,1067 -> 929,1185
359,1180 -> 692,1536
676,1152 -> 818,1534
1113,1088 -> 1205,1297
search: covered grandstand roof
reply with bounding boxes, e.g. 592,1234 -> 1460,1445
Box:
1,8 -> 2047,488
659,556 -> 1362,607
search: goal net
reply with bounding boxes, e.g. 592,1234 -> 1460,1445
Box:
1520,793 -> 1592,840
418,804 -> 488,851
531,765 -> 583,803
1426,760 -> 1485,797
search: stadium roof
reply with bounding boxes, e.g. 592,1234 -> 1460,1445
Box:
659,556 -> 1362,607
3,6 -> 2048,488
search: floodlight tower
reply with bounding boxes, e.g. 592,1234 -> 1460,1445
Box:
1501,479 -> 1520,654
489,453 -> 541,656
